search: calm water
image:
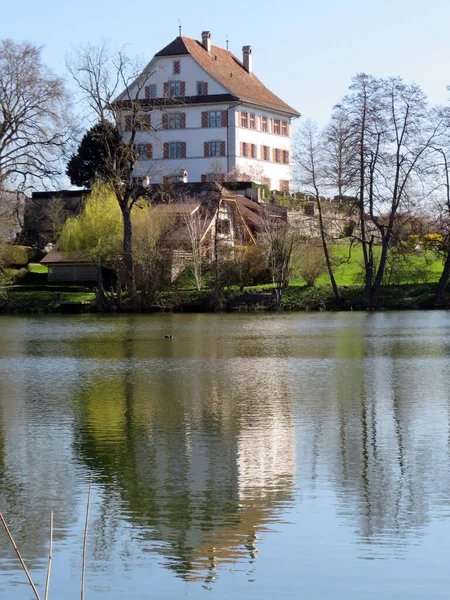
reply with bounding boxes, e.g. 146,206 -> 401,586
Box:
1,312 -> 450,599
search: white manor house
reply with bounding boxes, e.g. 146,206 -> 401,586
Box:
118,31 -> 300,192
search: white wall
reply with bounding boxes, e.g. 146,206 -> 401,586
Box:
138,54 -> 228,99
231,105 -> 292,189
123,52 -> 294,186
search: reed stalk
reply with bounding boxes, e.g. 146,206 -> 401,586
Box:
44,511 -> 53,600
0,511 -> 41,600
81,473 -> 93,600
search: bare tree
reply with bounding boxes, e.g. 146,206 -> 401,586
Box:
179,203 -> 209,291
426,106 -> 450,304
66,42 -> 170,295
259,208 -> 300,308
295,119 -> 341,303
0,39 -> 73,190
41,196 -> 67,243
335,74 -> 440,307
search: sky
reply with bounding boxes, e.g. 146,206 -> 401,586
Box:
2,0 -> 450,128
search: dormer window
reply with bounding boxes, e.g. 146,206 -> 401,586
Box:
173,60 -> 180,74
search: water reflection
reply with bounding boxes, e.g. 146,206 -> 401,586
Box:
1,313 -> 450,597
70,318 -> 296,581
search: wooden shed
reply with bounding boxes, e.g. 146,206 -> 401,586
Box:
40,250 -> 98,283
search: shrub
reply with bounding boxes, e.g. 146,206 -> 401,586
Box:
293,242 -> 327,286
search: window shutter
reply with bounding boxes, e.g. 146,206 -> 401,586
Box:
221,111 -> 228,127
273,148 -> 277,162
260,145 -> 264,160
287,122 -> 291,136
162,113 -> 168,129
180,113 -> 186,128
144,113 -> 151,129
202,82 -> 208,95
146,144 -> 153,159
145,86 -> 150,99
279,180 -> 283,192
173,60 -> 180,74
163,82 -> 169,98
180,81 -> 186,96
220,141 -> 226,156
204,142 -> 210,157
247,144 -> 251,158
240,142 -> 244,156
201,112 -> 208,128
124,115 -> 132,131
181,142 -> 186,158
285,151 -> 290,164
163,143 -> 169,159
201,174 -> 207,182
267,179 -> 271,189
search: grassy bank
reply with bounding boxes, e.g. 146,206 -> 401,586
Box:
1,254 -> 447,314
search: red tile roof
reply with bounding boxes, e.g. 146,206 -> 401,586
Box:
155,36 -> 300,117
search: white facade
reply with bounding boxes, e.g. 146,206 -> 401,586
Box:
120,34 -> 299,191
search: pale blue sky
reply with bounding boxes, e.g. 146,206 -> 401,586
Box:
2,0 -> 450,126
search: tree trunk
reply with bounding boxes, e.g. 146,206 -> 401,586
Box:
121,204 -> 135,296
316,197 -> 341,305
434,252 -> 450,306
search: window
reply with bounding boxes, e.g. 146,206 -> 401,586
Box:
274,148 -> 282,163
249,113 -> 256,129
145,84 -> 157,99
173,60 -> 180,74
240,112 -> 248,128
169,81 -> 181,97
273,120 -> 281,135
262,145 -> 270,161
168,113 -> 181,129
280,180 -> 290,194
197,81 -> 208,95
125,113 -> 150,131
209,141 -> 221,156
251,144 -> 257,158
134,144 -> 152,160
169,141 -> 182,159
241,142 -> 248,157
283,150 -> 290,164
217,219 -> 230,235
262,177 -> 271,188
282,121 -> 288,136
261,116 -> 268,132
208,111 -> 222,128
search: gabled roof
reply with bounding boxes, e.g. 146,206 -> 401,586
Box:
153,36 -> 300,117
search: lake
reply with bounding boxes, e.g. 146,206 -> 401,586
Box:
1,312 -> 450,599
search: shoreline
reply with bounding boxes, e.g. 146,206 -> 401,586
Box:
0,283 -> 448,315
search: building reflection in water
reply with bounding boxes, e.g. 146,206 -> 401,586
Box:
71,317 -> 296,583
2,313 -> 450,591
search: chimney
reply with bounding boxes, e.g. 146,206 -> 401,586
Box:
202,31 -> 211,53
242,45 -> 252,74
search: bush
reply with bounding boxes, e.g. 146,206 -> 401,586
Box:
1,267 -> 28,285
293,242 -> 327,286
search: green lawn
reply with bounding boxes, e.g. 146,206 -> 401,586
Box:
28,263 -> 48,274
293,244 -> 444,287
